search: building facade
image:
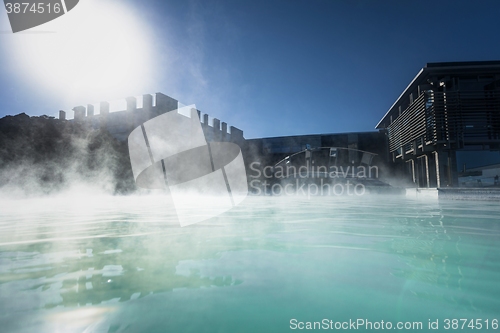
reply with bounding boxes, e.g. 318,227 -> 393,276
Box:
243,131 -> 392,183
376,61 -> 500,188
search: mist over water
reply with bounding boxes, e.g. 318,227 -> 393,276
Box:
0,195 -> 499,333
0,114 -> 136,199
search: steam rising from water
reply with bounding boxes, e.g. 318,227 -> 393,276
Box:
0,116 -> 136,199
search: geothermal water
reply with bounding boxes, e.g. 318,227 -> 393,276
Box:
0,195 -> 499,332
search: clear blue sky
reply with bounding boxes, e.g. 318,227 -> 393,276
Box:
1,0 -> 500,139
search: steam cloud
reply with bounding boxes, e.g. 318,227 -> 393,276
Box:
0,113 -> 136,199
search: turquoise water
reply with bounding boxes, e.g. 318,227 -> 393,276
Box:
0,195 -> 499,332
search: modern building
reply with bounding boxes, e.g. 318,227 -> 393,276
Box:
376,61 -> 500,188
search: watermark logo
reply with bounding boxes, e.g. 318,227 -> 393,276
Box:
4,0 -> 79,33
128,105 -> 248,227
248,161 -> 380,198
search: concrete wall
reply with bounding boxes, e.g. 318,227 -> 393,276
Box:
65,93 -> 245,144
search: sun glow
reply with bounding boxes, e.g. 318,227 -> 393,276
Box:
5,0 -> 156,107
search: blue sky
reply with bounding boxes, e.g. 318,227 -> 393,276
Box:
1,0 -> 500,139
